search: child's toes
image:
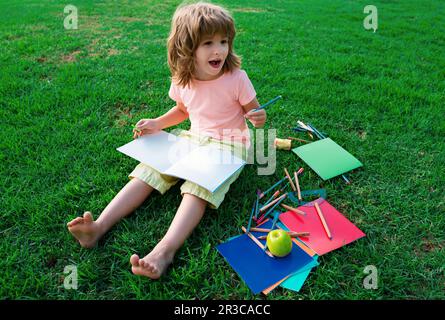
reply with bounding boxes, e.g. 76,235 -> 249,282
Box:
83,211 -> 93,222
69,217 -> 83,227
139,259 -> 146,268
130,254 -> 140,266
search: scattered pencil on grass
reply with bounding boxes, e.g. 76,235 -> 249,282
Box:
287,136 -> 311,144
262,176 -> 287,197
259,193 -> 287,213
257,189 -> 265,200
294,171 -> 302,201
284,168 -> 296,192
257,194 -> 288,224
262,190 -> 281,207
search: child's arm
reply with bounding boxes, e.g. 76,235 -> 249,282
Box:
242,97 -> 267,128
133,102 -> 189,138
156,102 -> 189,129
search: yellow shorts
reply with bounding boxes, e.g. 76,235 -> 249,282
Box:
128,130 -> 249,209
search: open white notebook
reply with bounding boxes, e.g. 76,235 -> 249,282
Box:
117,131 -> 246,193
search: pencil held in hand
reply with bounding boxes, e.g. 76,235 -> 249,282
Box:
245,108 -> 267,128
132,119 -> 161,139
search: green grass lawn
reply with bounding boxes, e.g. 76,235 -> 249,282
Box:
1,0 -> 444,299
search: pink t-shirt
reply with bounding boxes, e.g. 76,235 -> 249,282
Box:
168,68 -> 256,145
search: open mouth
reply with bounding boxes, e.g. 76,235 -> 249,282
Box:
208,59 -> 222,69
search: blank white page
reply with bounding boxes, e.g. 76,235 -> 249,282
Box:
116,131 -> 199,173
164,144 -> 245,193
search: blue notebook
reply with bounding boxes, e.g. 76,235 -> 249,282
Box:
217,222 -> 316,294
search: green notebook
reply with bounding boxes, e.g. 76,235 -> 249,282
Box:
292,138 -> 362,180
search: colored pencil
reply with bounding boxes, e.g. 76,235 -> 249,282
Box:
258,232 -> 310,240
258,194 -> 288,224
257,189 -> 265,199
270,211 -> 280,231
263,176 -> 286,196
281,203 -> 306,216
314,202 -> 332,240
241,226 -> 274,258
262,213 -> 279,251
307,123 -> 326,140
246,199 -> 256,233
284,168 -> 296,192
280,181 -> 290,192
253,95 -> 282,112
254,193 -> 260,219
294,171 -> 302,201
297,121 -> 313,132
263,211 -> 281,251
287,136 -> 311,144
262,190 -> 281,207
259,193 -> 287,213
249,227 -> 271,233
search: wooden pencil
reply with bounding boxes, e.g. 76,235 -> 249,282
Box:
246,199 -> 256,233
249,227 -> 271,233
262,190 -> 281,208
284,168 -> 296,192
241,226 -> 274,258
259,193 -> 287,213
314,202 -> 332,239
263,176 -> 286,196
277,224 -> 310,237
281,204 -> 306,216
287,136 -> 310,144
257,194 -> 287,224
294,171 -> 302,201
257,232 -> 310,240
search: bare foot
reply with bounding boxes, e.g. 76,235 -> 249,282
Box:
67,212 -> 102,248
130,244 -> 175,279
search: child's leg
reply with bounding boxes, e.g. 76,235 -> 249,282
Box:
67,178 -> 154,248
130,193 -> 207,279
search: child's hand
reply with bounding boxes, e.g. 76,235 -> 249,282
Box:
245,109 -> 267,128
133,119 -> 161,139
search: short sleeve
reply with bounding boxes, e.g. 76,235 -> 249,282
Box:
237,70 -> 256,106
168,81 -> 183,104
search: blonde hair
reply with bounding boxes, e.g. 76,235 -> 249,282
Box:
167,1 -> 241,88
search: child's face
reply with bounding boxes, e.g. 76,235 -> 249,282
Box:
194,33 -> 229,81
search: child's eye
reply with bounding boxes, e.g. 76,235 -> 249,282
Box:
221,40 -> 228,44
204,41 -> 212,46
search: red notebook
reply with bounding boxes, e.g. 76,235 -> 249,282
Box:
279,198 -> 366,256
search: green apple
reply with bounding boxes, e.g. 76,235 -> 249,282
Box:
266,230 -> 292,257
